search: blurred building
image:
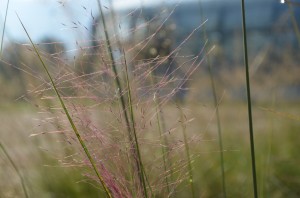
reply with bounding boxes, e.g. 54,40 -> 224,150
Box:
91,0 -> 300,101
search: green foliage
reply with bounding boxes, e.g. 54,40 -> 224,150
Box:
38,162 -> 104,198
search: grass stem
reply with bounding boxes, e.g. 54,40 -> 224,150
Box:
0,0 -> 10,56
123,49 -> 149,197
96,1 -> 149,196
241,1 -> 258,197
150,75 -> 171,196
17,15 -> 112,198
286,1 -> 300,46
178,105 -> 195,198
156,109 -> 171,196
198,1 -> 227,197
0,142 -> 29,198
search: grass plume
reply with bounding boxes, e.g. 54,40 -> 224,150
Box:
150,72 -> 172,196
4,1 -> 298,197
17,14 -> 113,198
96,1 -> 149,196
123,49 -> 149,197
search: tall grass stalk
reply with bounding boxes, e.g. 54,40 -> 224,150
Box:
263,95 -> 276,197
123,49 -> 149,197
138,1 -> 173,194
208,68 -> 227,197
155,107 -> 171,196
1,3 -> 27,197
150,75 -> 171,196
101,2 -> 138,195
0,142 -> 29,198
178,105 -> 195,198
96,1 -> 149,196
95,0 -> 134,189
286,1 -> 300,46
240,1 -> 258,197
17,16 -> 112,198
198,1 -> 227,197
0,0 -> 10,56
96,0 -> 129,131
259,95 -> 275,197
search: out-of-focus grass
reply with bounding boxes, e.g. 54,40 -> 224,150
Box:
1,101 -> 299,197
0,106 -> 105,198
188,102 -> 300,197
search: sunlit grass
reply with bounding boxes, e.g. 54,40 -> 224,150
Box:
0,1 -> 299,198
18,15 -> 113,198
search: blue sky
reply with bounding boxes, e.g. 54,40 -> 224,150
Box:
1,0 -> 205,55
1,0 -> 100,52
1,0 -> 183,51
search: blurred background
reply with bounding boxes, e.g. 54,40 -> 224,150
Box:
1,0 -> 300,197
1,0 -> 299,101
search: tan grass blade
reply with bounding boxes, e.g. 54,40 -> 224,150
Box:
17,14 -> 112,198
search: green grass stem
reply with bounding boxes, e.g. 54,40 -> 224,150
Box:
150,75 -> 171,196
96,1 -> 135,187
155,108 -> 171,196
96,0 -> 130,130
123,49 -> 150,197
177,105 -> 195,198
0,141 -> 29,198
198,1 -> 227,197
286,1 -> 300,46
0,0 -> 10,56
17,15 -> 112,198
96,1 -> 149,196
264,96 -> 276,197
240,1 -> 258,197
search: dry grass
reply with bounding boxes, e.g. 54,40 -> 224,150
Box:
1,1 -> 300,197
1,101 -> 300,197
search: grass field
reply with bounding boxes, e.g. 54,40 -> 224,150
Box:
1,0 -> 300,197
1,101 -> 299,197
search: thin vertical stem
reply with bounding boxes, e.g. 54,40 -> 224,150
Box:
0,142 -> 29,198
178,106 -> 195,198
264,95 -> 276,197
18,15 -> 112,198
96,1 -> 147,196
206,47 -> 227,198
150,75 -> 171,196
156,109 -> 171,196
241,1 -> 258,197
286,1 -> 300,46
96,0 -> 130,131
0,0 -> 10,56
123,49 -> 149,197
198,1 -> 227,197
103,3 -> 136,154
209,73 -> 227,198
